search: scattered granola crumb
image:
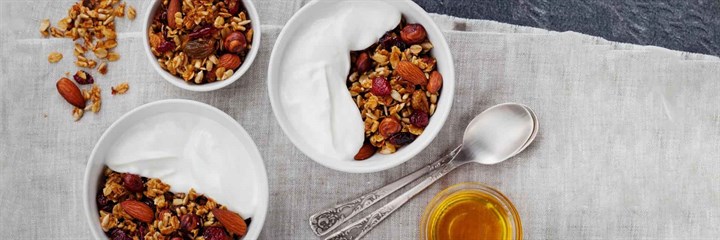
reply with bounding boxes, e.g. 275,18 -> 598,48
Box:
48,52 -> 63,63
98,62 -> 108,75
127,5 -> 136,20
43,0 -> 131,74
85,84 -> 102,113
73,108 -> 84,121
39,19 -> 50,37
111,82 -> 129,95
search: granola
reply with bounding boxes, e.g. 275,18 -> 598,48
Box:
348,20 -> 442,160
40,0 -> 135,73
147,0 -> 253,84
98,168 -> 250,239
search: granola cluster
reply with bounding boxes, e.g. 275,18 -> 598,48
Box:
349,20 -> 443,160
98,168 -> 249,240
148,0 -> 253,84
40,0 -> 135,73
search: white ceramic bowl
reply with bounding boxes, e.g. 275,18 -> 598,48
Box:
267,0 -> 455,173
142,0 -> 261,92
83,99 -> 268,239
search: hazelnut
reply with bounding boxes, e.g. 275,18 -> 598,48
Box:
122,173 -> 144,193
400,24 -> 427,44
223,31 -> 247,54
180,214 -> 200,232
378,117 -> 402,137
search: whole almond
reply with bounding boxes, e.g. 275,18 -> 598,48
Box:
218,53 -> 241,69
427,71 -> 443,94
56,78 -> 86,109
212,208 -> 248,236
167,0 -> 181,29
354,143 -> 376,160
396,61 -> 427,86
120,200 -> 154,223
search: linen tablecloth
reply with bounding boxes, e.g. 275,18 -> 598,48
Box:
2,0 -> 720,239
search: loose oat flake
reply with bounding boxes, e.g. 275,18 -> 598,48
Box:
48,52 -> 63,63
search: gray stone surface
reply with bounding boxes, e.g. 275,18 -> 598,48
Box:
416,0 -> 720,56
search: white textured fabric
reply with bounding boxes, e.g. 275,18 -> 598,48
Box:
2,0 -> 720,239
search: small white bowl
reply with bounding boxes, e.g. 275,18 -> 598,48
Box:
83,99 -> 269,239
267,0 -> 455,173
142,0 -> 261,92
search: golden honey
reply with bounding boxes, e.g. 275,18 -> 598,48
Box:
421,183 -> 521,240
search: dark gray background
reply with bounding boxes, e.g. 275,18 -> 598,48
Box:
415,0 -> 720,56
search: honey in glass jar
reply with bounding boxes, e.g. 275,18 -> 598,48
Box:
421,183 -> 522,240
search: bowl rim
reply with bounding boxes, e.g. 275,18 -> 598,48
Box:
419,182 -> 523,240
141,0 -> 261,92
266,0 -> 455,173
82,99 -> 269,239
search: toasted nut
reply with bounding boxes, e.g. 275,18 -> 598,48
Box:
218,53 -> 241,69
167,0 -> 181,29
72,108 -> 84,121
378,117 -> 402,137
354,143 -> 376,160
396,61 -> 427,86
427,71 -> 443,94
400,24 -> 427,44
211,209 -> 247,236
56,78 -> 86,108
223,32 -> 247,54
120,200 -> 154,223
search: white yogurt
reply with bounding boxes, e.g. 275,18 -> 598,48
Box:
105,112 -> 257,218
278,0 -> 401,161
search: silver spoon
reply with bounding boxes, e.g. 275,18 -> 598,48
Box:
309,103 -> 537,236
322,103 -> 538,240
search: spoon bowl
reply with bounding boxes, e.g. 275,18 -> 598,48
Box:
460,103 -> 536,165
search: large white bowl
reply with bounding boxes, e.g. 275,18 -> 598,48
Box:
267,0 -> 455,173
142,0 -> 261,92
83,99 -> 268,239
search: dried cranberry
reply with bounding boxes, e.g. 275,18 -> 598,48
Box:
122,173 -> 144,193
371,76 -> 391,96
203,226 -> 229,240
388,132 -> 416,146
136,223 -> 148,239
188,26 -> 216,40
196,195 -> 208,205
409,110 -> 429,128
109,229 -> 132,240
156,40 -> 176,53
225,0 -> 240,15
379,32 -> 397,50
141,198 -> 155,210
180,214 -> 200,232
96,193 -> 114,212
73,70 -> 94,85
394,41 -> 408,51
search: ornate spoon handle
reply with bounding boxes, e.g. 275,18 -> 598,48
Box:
323,155 -> 464,240
308,145 -> 462,236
